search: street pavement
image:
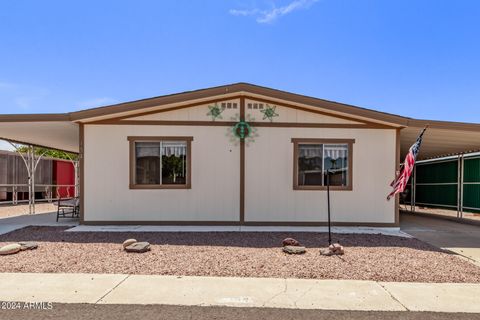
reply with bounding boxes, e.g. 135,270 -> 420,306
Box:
1,304 -> 479,320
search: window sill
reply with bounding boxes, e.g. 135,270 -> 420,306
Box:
293,186 -> 352,191
129,184 -> 191,190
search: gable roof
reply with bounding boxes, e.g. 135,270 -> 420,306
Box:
67,83 -> 409,125
1,83 -> 479,132
1,83 -> 480,158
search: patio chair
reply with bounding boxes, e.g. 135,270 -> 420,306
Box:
56,197 -> 80,222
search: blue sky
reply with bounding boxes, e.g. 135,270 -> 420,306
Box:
0,0 -> 479,123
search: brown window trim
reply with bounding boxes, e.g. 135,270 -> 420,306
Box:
128,136 -> 193,190
291,138 -> 354,191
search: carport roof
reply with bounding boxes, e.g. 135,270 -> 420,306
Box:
401,123 -> 480,160
0,114 -> 79,153
0,83 -> 479,158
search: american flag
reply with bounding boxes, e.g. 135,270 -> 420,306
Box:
387,127 -> 427,201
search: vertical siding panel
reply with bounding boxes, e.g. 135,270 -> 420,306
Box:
415,160 -> 458,207
463,157 -> 480,210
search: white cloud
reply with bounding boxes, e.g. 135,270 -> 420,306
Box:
230,0 -> 318,24
77,97 -> 119,109
229,8 -> 261,17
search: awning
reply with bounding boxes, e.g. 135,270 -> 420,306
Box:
0,115 -> 79,153
401,121 -> 480,160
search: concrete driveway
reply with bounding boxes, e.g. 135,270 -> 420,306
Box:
401,213 -> 480,266
0,211 -> 78,235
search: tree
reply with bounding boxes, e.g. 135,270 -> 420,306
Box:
16,146 -> 78,161
162,155 -> 185,183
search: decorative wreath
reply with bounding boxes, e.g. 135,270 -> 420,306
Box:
232,120 -> 252,140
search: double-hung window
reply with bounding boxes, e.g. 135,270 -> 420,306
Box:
292,138 -> 354,190
128,136 -> 193,189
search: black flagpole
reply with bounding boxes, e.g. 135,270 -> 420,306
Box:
326,169 -> 332,246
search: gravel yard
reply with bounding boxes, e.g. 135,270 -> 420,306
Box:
1,226 -> 479,283
0,203 -> 56,219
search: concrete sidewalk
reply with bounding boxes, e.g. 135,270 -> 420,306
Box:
0,273 -> 479,313
68,224 -> 409,237
0,212 -> 78,235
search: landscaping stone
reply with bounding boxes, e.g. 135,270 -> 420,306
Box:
122,239 -> 137,249
283,246 -> 306,254
320,248 -> 334,256
0,243 -> 22,255
125,242 -> 151,253
1,226 -> 480,283
332,243 -> 345,254
282,238 -> 300,247
320,243 -> 345,256
18,242 -> 38,251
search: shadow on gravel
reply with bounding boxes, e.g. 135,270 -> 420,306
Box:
0,226 -> 446,253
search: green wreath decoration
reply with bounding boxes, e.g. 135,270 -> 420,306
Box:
232,120 -> 252,140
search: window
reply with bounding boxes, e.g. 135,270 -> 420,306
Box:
221,102 -> 237,109
128,136 -> 193,189
292,138 -> 354,190
247,103 -> 264,109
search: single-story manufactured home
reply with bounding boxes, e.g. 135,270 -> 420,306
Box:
1,83 -> 480,227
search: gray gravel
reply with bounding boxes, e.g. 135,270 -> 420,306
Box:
0,226 -> 479,283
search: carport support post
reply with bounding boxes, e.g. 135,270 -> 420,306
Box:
410,164 -> 417,212
31,147 -> 35,214
24,146 -> 35,215
9,142 -> 33,214
460,154 -> 464,218
74,161 -> 79,197
30,147 -> 47,214
457,155 -> 461,217
8,142 -> 46,215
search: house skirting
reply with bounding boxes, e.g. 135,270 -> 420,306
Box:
69,224 -> 404,236
80,220 -> 399,227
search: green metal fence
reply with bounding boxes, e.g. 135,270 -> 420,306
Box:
463,157 -> 480,211
403,153 -> 480,216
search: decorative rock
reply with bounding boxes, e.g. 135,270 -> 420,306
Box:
320,243 -> 345,256
320,248 -> 334,256
122,239 -> 137,249
283,245 -> 306,254
0,243 -> 22,255
332,243 -> 344,254
282,238 -> 300,247
125,242 -> 151,253
18,242 -> 38,251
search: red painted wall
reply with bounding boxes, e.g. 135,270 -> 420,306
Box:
53,160 -> 75,198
